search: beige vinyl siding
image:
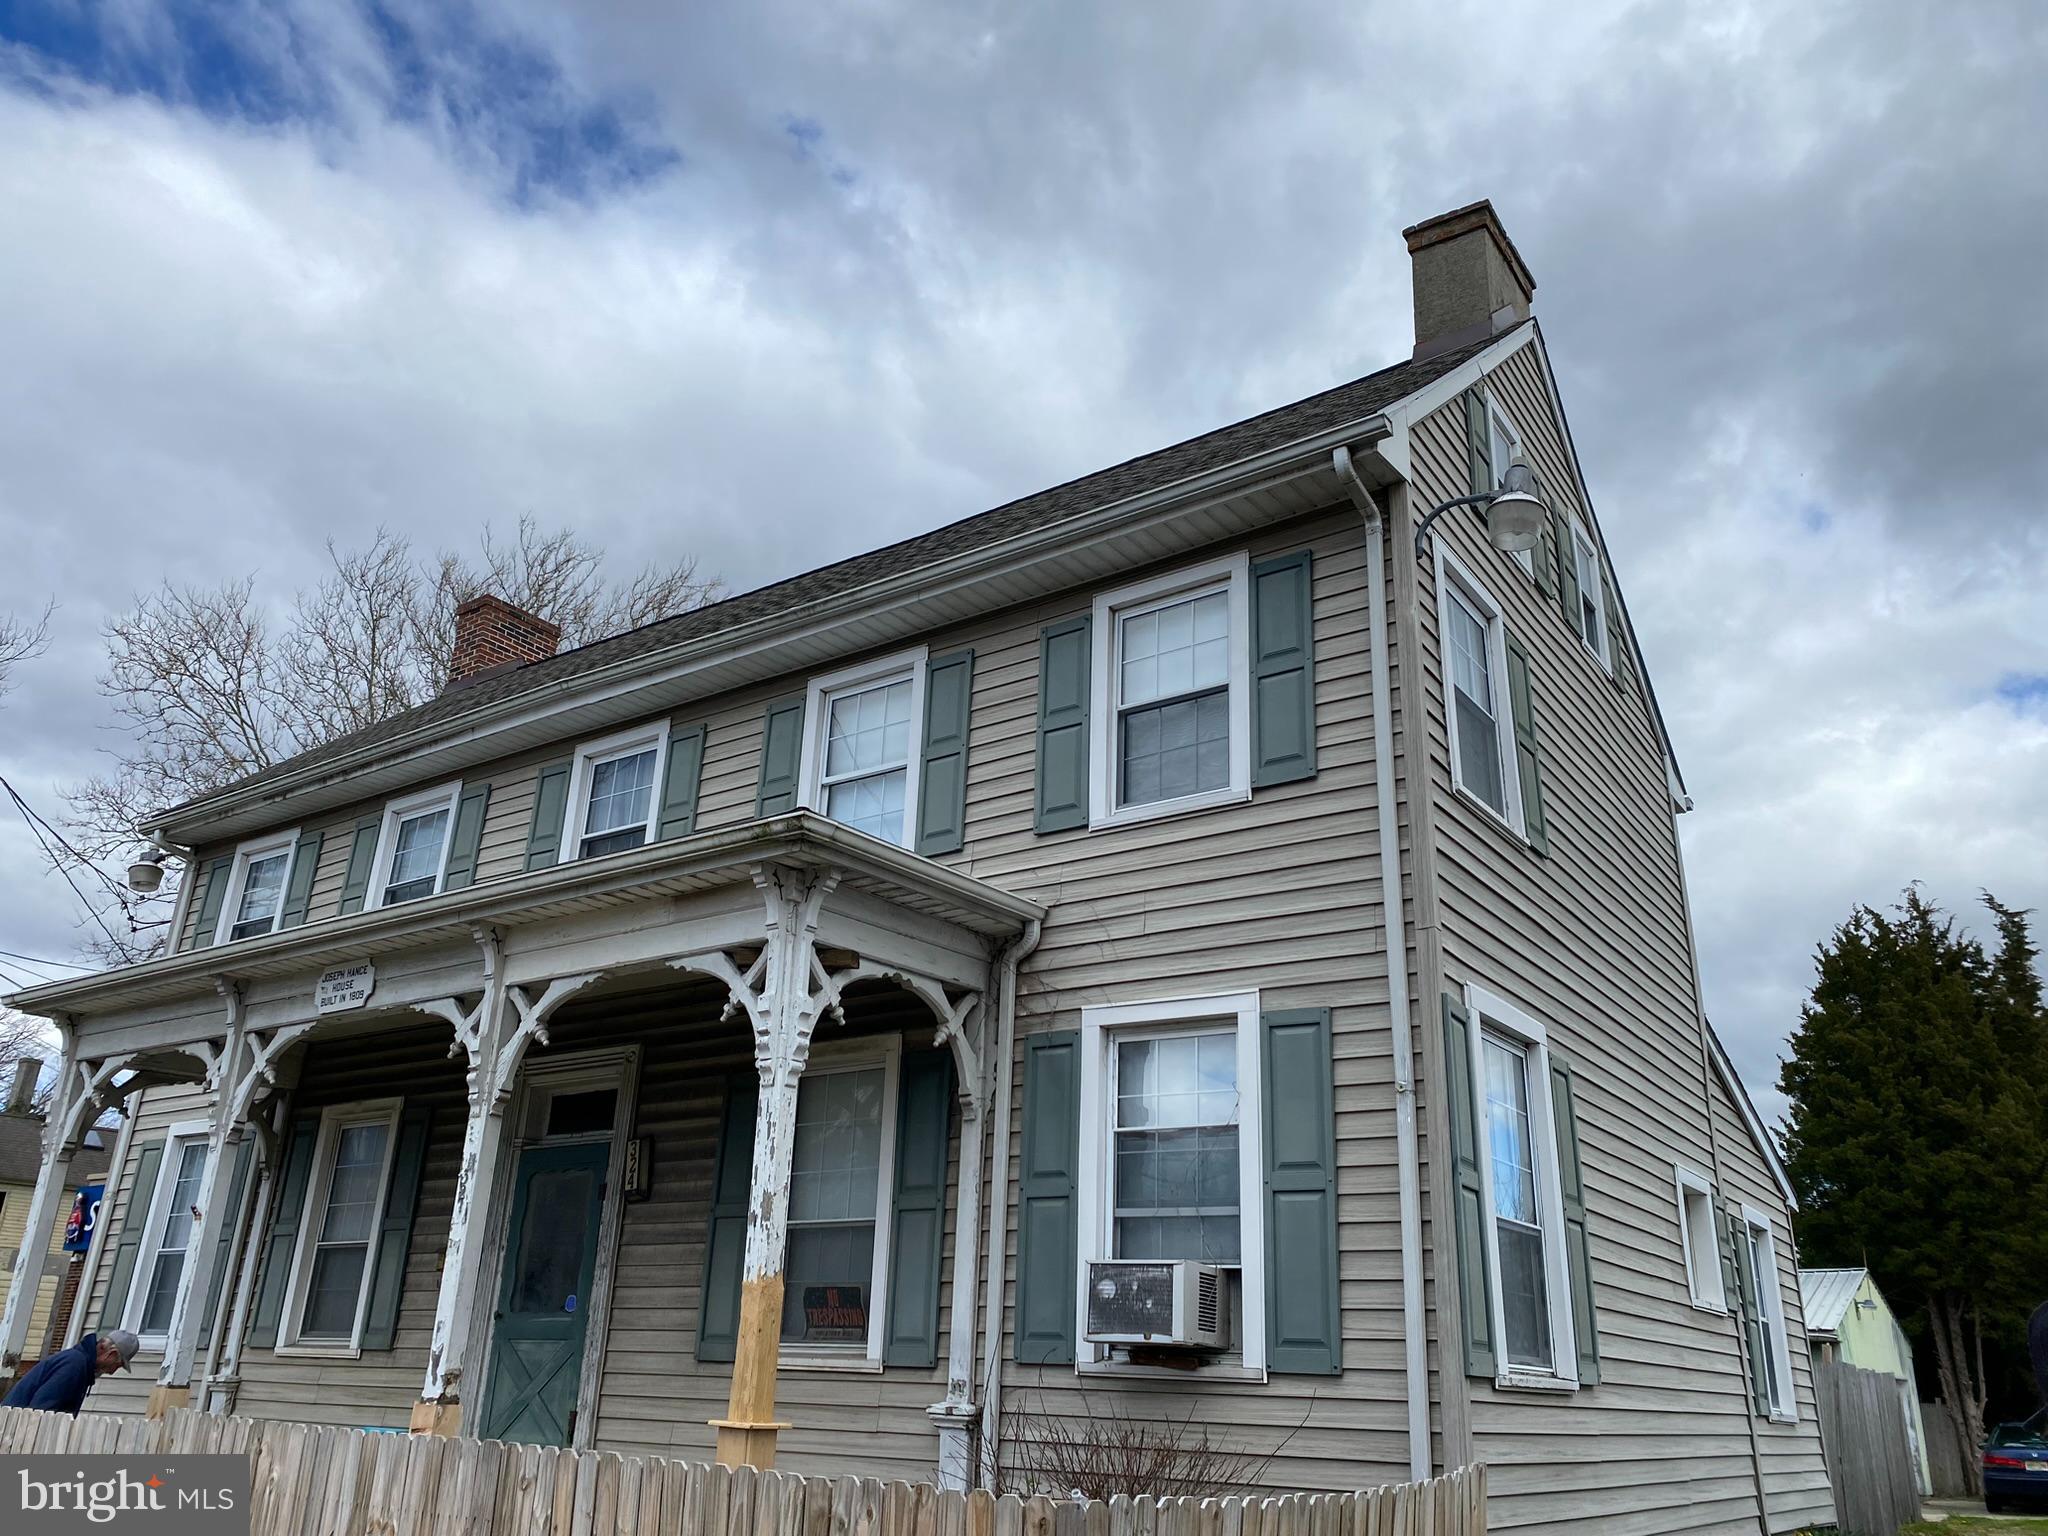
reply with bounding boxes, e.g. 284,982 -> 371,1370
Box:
1405,339 -> 1830,1531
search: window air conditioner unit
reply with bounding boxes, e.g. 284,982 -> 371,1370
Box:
1083,1260 -> 1226,1349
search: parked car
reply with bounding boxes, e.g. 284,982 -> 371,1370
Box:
1984,1419 -> 2048,1513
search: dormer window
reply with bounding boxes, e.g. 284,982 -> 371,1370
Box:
564,725 -> 669,861
367,783 -> 463,907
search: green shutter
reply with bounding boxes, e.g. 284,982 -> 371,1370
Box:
1728,1203 -> 1771,1415
197,1138 -> 255,1343
360,1105 -> 432,1350
247,1117 -> 321,1350
277,831 -> 324,930
337,815 -> 383,915
697,1073 -> 758,1363
188,858 -> 232,949
441,784 -> 492,891
1554,509 -> 1582,633
1033,618 -> 1091,834
915,651 -> 975,857
1603,575 -> 1634,697
755,697 -> 806,818
1548,1055 -> 1599,1386
1503,628 -> 1548,857
1014,1030 -> 1080,1365
657,724 -> 708,841
100,1139 -> 165,1329
524,760 -> 573,871
1250,552 -> 1316,788
883,1051 -> 954,1367
1441,996 -> 1496,1379
1464,387 -> 1491,497
1261,1008 -> 1340,1374
1535,522 -> 1560,599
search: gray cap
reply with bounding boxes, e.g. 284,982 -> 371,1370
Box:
102,1329 -> 140,1366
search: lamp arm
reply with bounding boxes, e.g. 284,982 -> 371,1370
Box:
1411,493 -> 1498,561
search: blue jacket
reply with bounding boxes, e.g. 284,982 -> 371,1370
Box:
3,1333 -> 100,1415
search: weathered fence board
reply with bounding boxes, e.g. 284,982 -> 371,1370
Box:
1815,1358 -> 1920,1536
0,1407 -> 1484,1536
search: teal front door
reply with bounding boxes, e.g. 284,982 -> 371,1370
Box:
479,1141 -> 609,1446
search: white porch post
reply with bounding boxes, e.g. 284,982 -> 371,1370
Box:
923,987 -> 987,1491
410,928 -> 599,1436
0,1033 -> 87,1371
150,982 -> 250,1416
676,864 -> 841,1471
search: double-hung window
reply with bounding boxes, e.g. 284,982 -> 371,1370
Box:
1076,992 -> 1266,1372
780,1037 -> 901,1363
128,1127 -> 212,1347
1463,987 -> 1577,1387
800,649 -> 928,848
1435,549 -> 1524,833
564,725 -> 668,861
1674,1167 -> 1726,1311
1088,555 -> 1252,828
1741,1205 -> 1797,1420
1481,393 -> 1541,582
216,831 -> 300,944
1567,519 -> 1609,668
368,783 -> 461,907
279,1102 -> 399,1351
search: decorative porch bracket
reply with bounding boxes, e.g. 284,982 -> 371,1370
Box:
0,1027 -> 134,1369
409,926 -> 602,1435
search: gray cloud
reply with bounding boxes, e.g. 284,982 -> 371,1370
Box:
0,0 -> 2042,1117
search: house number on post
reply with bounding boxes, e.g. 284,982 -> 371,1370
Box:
316,962 -> 377,1014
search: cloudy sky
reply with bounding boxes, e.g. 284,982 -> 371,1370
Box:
0,1 -> 2042,1120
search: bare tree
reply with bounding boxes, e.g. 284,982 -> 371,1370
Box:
0,601 -> 51,698
0,1008 -> 55,1113
57,521 -> 721,963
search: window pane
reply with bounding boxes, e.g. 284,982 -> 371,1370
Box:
827,768 -> 907,844
1112,1031 -> 1240,1262
1446,592 -> 1493,714
1498,1220 -> 1552,1368
300,1245 -> 369,1339
382,808 -> 449,904
580,826 -> 647,858
781,1223 -> 876,1343
509,1165 -> 600,1314
1115,1213 -> 1241,1264
546,1088 -> 618,1138
584,749 -> 657,839
318,1123 -> 389,1244
1455,695 -> 1506,814
1488,412 -> 1512,489
1482,1036 -> 1553,1370
159,1142 -> 208,1253
788,1068 -> 884,1222
1119,592 -> 1228,708
825,679 -> 912,778
140,1251 -> 185,1334
230,850 -> 290,940
1117,1033 -> 1236,1131
1119,689 -> 1228,807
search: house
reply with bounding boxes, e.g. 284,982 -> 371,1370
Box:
1800,1267 -> 1931,1494
0,201 -> 1834,1533
0,1060 -> 109,1368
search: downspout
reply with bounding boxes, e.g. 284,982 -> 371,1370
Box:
1335,446 -> 1431,1483
976,916 -> 1043,1490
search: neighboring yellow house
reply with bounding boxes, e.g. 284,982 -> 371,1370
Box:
1800,1266 -> 1932,1495
0,1065 -> 111,1365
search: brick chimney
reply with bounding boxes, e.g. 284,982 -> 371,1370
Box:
1403,199 -> 1535,361
448,594 -> 562,690
5,1057 -> 40,1115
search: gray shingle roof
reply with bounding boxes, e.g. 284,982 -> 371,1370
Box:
0,1114 -> 109,1188
162,336 -> 1491,819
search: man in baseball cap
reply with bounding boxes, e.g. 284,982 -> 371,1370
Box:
3,1328 -> 139,1416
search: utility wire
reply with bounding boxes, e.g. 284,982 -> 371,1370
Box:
0,947 -> 87,975
0,774 -> 127,949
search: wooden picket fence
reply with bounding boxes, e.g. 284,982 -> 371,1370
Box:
0,1406 -> 1485,1536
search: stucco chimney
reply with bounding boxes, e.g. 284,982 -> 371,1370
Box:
5,1057 -> 40,1115
1403,199 -> 1536,361
447,594 -> 562,690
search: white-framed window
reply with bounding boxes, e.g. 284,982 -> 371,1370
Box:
1741,1203 -> 1798,1421
1076,991 -> 1266,1374
562,723 -> 670,862
214,829 -> 301,945
1674,1166 -> 1726,1312
1479,391 -> 1540,580
1462,986 -> 1577,1389
125,1122 -> 212,1349
367,782 -> 463,908
1566,517 -> 1610,670
1088,554 -> 1252,830
798,647 -> 930,849
780,1034 -> 902,1366
1434,545 -> 1525,835
275,1100 -> 401,1353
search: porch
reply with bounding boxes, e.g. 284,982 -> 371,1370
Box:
1,814 -> 1044,1486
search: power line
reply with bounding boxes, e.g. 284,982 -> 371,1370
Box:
0,775 -> 127,950
0,947 -> 87,974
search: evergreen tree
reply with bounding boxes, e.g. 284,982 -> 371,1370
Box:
1781,888 -> 2048,1489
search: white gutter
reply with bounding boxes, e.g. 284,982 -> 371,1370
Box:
976,916 -> 1042,1490
1335,445 -> 1431,1483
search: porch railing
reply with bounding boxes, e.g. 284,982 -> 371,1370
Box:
0,1407 -> 1487,1536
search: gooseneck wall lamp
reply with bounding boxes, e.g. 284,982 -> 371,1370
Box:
1411,450 -> 1548,560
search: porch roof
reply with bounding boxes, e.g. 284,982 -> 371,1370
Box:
8,813 -> 1045,1021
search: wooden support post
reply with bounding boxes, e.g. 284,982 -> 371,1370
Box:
930,999 -> 985,1491
0,1032 -> 106,1370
